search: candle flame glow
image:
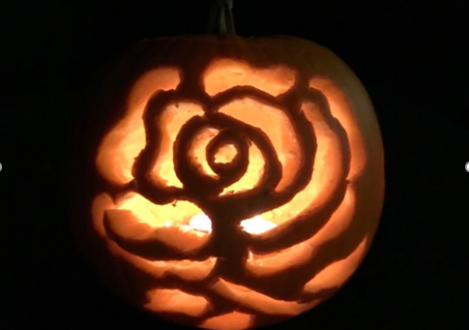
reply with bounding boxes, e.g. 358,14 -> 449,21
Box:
188,214 -> 277,235
189,214 -> 213,233
240,216 -> 277,235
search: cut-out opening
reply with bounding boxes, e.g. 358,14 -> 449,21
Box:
189,213 -> 213,233
240,216 -> 277,235
187,213 -> 278,235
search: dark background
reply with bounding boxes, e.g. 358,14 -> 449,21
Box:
1,0 -> 468,329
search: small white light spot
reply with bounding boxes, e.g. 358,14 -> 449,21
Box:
466,162 -> 469,173
189,214 -> 212,233
240,216 -> 277,235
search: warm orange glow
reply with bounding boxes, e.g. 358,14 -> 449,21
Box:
260,100 -> 346,225
302,235 -> 368,295
86,37 -> 384,329
189,213 -> 213,233
240,216 -> 277,235
200,311 -> 253,330
246,187 -> 356,276
214,143 -> 237,165
105,208 -> 211,252
188,213 -> 278,235
190,127 -> 221,178
204,58 -> 296,97
116,192 -> 204,228
220,97 -> 301,194
91,193 -> 217,281
209,279 -> 321,316
150,102 -> 205,187
220,143 -> 264,196
145,289 -> 210,317
130,256 -> 217,282
96,68 -> 180,185
309,77 -> 378,180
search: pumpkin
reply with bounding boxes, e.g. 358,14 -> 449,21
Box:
69,2 -> 384,329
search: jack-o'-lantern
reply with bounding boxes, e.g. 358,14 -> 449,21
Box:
68,1 -> 384,329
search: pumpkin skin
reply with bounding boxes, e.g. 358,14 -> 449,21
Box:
69,35 -> 384,330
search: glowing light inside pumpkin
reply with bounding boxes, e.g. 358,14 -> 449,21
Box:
189,213 -> 213,232
214,143 -> 237,164
191,127 -> 220,178
189,213 -> 277,235
89,50 -> 384,329
240,216 -> 277,234
219,97 -> 301,193
115,193 -> 204,228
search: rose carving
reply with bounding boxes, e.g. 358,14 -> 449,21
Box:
81,37 -> 384,330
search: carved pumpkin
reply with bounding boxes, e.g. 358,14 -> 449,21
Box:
72,35 -> 384,329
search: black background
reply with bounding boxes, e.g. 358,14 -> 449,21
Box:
1,0 -> 468,329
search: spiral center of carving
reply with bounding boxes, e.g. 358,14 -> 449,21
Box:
213,143 -> 237,165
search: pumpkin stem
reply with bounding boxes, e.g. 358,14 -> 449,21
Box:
208,0 -> 236,35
